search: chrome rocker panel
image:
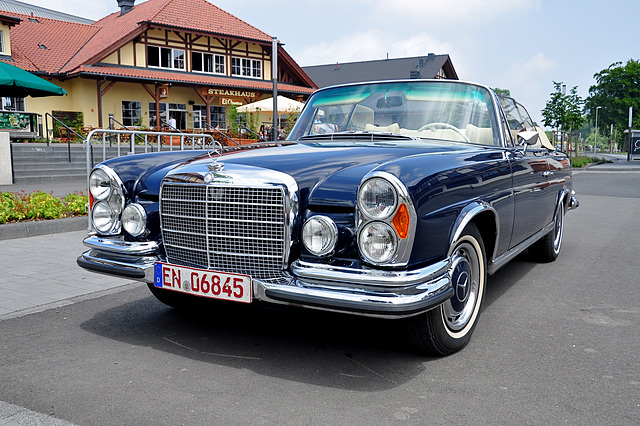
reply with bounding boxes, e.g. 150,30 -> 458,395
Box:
78,235 -> 453,318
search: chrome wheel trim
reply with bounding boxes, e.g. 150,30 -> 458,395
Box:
552,203 -> 565,255
441,236 -> 484,336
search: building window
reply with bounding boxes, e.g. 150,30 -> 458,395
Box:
210,106 -> 226,129
147,46 -> 185,70
1,97 -> 25,111
192,52 -> 225,74
0,31 -> 4,54
231,57 -> 261,78
122,101 -> 141,126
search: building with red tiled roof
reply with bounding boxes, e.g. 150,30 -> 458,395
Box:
0,0 -> 316,133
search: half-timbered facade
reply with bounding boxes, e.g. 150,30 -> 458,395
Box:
0,0 -> 316,133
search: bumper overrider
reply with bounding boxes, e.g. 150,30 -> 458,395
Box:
78,235 -> 453,318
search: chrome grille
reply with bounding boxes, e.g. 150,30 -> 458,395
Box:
160,182 -> 288,280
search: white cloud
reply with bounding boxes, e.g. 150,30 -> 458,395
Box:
296,30 -> 453,66
499,52 -> 558,124
368,0 -> 541,27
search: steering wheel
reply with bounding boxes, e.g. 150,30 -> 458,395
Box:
418,122 -> 470,142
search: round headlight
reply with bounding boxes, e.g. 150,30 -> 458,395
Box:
122,203 -> 147,236
92,201 -> 117,233
89,168 -> 112,201
359,222 -> 397,264
358,178 -> 397,220
302,216 -> 337,256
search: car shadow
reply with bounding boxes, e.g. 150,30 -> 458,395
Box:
80,252 -> 541,392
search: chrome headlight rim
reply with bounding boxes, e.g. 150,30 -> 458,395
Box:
357,177 -> 398,220
302,215 -> 338,257
89,165 -> 127,235
89,167 -> 112,201
91,200 -> 119,234
358,221 -> 398,265
356,171 -> 417,267
122,203 -> 147,237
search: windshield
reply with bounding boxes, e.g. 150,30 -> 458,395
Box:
289,81 -> 499,146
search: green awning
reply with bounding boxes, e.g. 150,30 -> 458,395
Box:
0,61 -> 67,97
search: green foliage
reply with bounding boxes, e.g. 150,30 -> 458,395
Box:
542,82 -> 585,133
571,156 -> 610,168
0,191 -> 87,224
227,105 -> 239,135
493,88 -> 511,97
585,59 -> 640,135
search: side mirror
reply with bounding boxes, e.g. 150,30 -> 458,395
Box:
517,130 -> 539,146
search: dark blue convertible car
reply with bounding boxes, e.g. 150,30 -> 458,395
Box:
78,80 -> 578,355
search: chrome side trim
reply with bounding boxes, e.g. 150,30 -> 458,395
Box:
488,220 -> 554,274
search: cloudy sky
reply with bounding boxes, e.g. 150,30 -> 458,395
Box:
19,0 -> 640,124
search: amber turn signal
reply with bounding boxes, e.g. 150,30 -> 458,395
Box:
392,203 -> 410,239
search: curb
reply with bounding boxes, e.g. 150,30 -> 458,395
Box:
0,216 -> 87,241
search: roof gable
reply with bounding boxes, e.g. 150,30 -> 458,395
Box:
5,13 -> 98,74
303,54 -> 458,88
62,0 -> 275,73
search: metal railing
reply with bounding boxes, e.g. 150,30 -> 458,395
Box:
84,128 -> 217,179
45,113 -> 85,162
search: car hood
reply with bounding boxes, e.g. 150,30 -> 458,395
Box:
155,141 -> 485,209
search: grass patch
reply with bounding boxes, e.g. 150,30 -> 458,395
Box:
0,191 -> 87,224
571,156 -> 611,168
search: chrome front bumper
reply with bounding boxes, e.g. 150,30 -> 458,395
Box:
78,235 -> 453,318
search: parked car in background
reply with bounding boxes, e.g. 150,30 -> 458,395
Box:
78,79 -> 579,355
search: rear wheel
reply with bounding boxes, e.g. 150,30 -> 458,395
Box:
404,224 -> 487,356
530,201 -> 564,262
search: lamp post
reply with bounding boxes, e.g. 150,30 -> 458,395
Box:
594,106 -> 601,153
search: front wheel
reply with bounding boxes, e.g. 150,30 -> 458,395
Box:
403,224 -> 486,356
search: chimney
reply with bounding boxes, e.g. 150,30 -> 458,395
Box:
117,0 -> 135,16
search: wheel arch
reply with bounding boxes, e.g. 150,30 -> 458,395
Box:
449,202 -> 498,262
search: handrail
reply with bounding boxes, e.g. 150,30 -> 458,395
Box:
160,119 -> 204,148
45,113 -> 85,162
204,124 -> 240,146
239,125 -> 268,142
108,116 -> 150,147
85,128 -> 217,180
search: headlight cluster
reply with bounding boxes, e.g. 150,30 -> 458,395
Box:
89,166 -> 146,236
357,174 -> 414,265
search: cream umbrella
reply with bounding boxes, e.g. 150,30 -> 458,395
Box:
237,95 -> 304,113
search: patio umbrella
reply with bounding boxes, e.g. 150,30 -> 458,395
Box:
0,61 -> 67,97
237,95 -> 304,113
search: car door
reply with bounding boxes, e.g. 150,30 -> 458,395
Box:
508,147 -> 555,246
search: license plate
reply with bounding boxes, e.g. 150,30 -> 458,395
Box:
154,262 -> 252,303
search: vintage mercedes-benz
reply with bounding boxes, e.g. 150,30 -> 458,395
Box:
78,80 -> 578,355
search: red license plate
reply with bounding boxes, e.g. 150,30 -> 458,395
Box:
154,262 -> 251,303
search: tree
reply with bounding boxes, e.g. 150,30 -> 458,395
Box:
541,82 -> 584,151
493,88 -> 511,97
585,59 -> 640,136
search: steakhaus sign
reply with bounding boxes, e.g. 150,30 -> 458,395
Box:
201,87 -> 259,107
202,88 -> 258,99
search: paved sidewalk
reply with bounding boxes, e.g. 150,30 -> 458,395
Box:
0,230 -> 142,321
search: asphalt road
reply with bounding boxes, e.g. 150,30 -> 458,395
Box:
1,169 -> 639,425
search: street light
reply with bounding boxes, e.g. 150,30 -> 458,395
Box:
595,106 -> 601,153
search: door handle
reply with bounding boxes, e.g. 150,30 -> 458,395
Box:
542,171 -> 554,177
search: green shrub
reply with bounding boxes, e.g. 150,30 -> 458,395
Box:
0,191 -> 88,224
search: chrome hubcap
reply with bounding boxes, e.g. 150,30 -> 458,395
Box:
443,240 -> 480,331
